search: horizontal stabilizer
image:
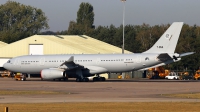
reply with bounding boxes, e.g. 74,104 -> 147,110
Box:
180,52 -> 195,57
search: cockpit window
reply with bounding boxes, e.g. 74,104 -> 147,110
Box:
7,60 -> 11,63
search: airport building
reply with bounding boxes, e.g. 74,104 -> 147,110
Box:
0,35 -> 144,78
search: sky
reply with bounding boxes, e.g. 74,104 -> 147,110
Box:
0,0 -> 200,31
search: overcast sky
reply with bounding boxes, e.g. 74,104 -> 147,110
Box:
1,0 -> 200,31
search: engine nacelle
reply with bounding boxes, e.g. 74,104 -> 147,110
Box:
41,69 -> 64,79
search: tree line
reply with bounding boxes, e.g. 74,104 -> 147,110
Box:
0,1 -> 199,71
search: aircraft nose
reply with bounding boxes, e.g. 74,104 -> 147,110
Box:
3,63 -> 9,70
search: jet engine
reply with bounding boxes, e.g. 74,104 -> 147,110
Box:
41,69 -> 65,79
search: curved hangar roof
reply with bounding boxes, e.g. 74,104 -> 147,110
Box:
0,35 -> 132,57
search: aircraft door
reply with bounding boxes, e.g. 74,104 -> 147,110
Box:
40,58 -> 45,66
96,58 -> 100,65
136,56 -> 142,64
14,58 -> 21,67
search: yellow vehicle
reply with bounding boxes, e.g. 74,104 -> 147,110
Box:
0,70 -> 11,77
194,70 -> 200,80
147,67 -> 170,79
118,74 -> 130,79
14,73 -> 26,81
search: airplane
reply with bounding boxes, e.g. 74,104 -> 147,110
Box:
3,22 -> 194,82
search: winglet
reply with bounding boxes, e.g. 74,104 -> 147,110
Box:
60,56 -> 74,66
67,56 -> 74,62
144,22 -> 184,53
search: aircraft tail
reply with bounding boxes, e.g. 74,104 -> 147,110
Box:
143,22 -> 184,53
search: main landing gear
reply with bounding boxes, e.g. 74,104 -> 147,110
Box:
76,77 -> 89,82
75,69 -> 89,82
93,74 -> 106,82
93,77 -> 106,81
76,77 -> 106,82
75,70 -> 106,82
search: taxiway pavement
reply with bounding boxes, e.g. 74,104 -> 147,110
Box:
0,78 -> 200,103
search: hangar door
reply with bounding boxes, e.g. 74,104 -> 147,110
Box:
0,58 -> 10,67
29,44 -> 43,55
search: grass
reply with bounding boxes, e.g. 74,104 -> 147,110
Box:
0,102 -> 200,112
0,90 -> 69,95
163,93 -> 200,99
1,91 -> 200,111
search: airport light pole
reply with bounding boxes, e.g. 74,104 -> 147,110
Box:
121,0 -> 126,79
121,0 -> 126,54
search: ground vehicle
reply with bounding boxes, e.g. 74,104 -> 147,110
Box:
178,72 -> 193,80
0,70 -> 11,77
194,70 -> 200,80
165,72 -> 179,80
14,73 -> 26,81
147,67 -> 170,79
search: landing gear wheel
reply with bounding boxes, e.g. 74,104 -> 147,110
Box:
93,77 -> 106,82
99,77 -> 103,81
83,78 -> 89,82
99,77 -> 106,81
63,77 -> 68,81
101,77 -> 106,81
93,77 -> 99,82
76,78 -> 82,82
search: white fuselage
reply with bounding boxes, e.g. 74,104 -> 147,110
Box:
4,53 -> 161,74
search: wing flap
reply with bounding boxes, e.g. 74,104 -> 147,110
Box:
85,66 -> 108,74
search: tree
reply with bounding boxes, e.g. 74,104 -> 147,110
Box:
0,1 -> 49,43
76,2 -> 94,33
